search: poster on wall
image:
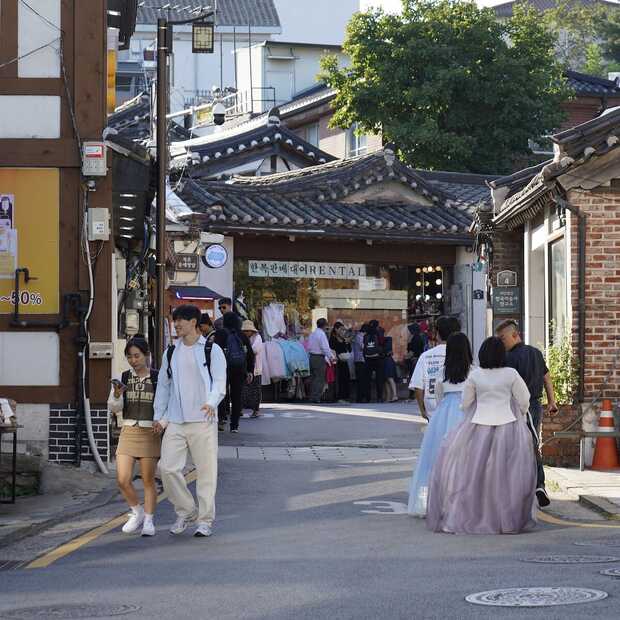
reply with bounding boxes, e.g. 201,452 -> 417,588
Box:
0,170 -> 59,315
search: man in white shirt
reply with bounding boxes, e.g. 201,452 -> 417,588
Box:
153,304 -> 227,538
409,316 -> 460,420
307,318 -> 335,403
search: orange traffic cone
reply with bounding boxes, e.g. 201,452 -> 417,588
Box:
592,399 -> 620,470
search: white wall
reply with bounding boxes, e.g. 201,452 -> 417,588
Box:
0,96 -> 60,138
272,0 -> 359,45
0,332 -> 59,386
18,0 -> 61,78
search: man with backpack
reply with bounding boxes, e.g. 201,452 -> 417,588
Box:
363,320 -> 386,403
153,304 -> 227,538
215,312 -> 255,433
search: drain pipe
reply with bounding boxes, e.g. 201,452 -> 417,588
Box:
557,196 -> 586,403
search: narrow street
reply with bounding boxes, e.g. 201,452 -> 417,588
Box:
2,403 -> 620,619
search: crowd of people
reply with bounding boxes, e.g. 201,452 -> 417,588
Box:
108,302 -> 556,538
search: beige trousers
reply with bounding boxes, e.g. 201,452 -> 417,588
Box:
159,421 -> 218,524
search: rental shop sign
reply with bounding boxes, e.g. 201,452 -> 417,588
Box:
249,260 -> 367,279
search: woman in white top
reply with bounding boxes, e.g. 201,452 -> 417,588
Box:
242,320 -> 264,418
427,337 -> 536,534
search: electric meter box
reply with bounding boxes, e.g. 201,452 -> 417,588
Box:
88,208 -> 110,241
82,141 -> 107,176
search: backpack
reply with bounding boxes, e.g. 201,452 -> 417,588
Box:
121,368 -> 159,412
363,332 -> 384,359
223,329 -> 248,372
166,336 -> 213,381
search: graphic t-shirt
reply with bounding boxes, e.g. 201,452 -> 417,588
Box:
408,344 -> 447,416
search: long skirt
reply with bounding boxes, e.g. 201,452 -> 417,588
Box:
427,412 -> 536,535
242,375 -> 262,411
408,392 -> 464,516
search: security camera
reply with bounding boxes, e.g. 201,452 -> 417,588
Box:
213,102 -> 226,126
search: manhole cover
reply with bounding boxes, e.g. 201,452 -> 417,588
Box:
0,604 -> 141,619
466,587 -> 608,607
600,567 -> 620,578
575,538 -> 620,548
520,555 -> 620,564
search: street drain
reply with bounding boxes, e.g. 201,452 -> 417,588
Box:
575,537 -> 620,548
600,567 -> 620,578
520,555 -> 620,564
0,604 -> 141,619
466,587 -> 608,607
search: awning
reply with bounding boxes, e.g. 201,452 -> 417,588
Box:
169,286 -> 223,300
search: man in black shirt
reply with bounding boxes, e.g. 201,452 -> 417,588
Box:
497,320 -> 558,508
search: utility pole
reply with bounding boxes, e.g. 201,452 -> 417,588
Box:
155,17 -> 167,367
154,8 -> 216,365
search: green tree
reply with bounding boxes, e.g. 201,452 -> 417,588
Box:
583,43 -> 605,77
544,0 -> 605,70
319,0 -> 569,173
596,8 -> 620,65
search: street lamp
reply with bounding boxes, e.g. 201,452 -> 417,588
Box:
155,8 -> 215,364
192,19 -> 215,53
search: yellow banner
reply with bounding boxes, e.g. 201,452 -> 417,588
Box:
0,169 -> 59,315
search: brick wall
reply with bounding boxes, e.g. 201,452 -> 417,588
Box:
48,406 -> 109,464
541,404 -> 581,466
569,186 -> 620,401
490,227 -> 524,329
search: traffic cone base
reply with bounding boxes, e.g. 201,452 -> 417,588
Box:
592,399 -> 620,470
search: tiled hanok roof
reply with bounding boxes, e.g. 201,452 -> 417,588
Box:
170,110 -> 336,178
178,149 -> 479,243
415,170 -> 496,207
108,93 -> 191,143
566,71 -> 620,97
493,106 -> 620,228
136,0 -> 281,28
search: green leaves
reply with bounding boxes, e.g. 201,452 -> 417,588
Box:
320,0 -> 569,173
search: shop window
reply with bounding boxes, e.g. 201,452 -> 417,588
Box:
346,123 -> 368,158
548,237 -> 567,343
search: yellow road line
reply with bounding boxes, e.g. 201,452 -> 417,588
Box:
26,470 -> 198,570
537,509 -> 620,529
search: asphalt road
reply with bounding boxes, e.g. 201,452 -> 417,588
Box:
2,401 -> 620,619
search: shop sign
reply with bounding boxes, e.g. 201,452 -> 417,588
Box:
203,244 -> 228,269
493,288 -> 521,315
0,169 -> 59,315
248,260 -> 367,279
497,270 -> 518,287
175,253 -> 199,272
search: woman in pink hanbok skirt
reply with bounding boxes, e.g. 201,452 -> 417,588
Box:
427,337 -> 537,535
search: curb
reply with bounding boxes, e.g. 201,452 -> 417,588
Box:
0,487 -> 120,550
545,467 -> 620,521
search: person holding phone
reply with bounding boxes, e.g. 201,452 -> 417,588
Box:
108,335 -> 160,537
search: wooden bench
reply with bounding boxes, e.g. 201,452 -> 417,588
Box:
554,430 -> 620,471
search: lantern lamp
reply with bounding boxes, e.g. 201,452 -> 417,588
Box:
192,19 -> 215,53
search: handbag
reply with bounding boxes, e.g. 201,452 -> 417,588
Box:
338,351 -> 352,362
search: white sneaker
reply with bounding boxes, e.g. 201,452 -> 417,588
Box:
122,507 -> 144,534
169,514 -> 196,535
141,518 -> 155,537
194,521 -> 213,537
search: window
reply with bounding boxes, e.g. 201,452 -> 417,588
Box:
549,237 -> 567,343
347,123 -> 368,157
303,123 -> 319,147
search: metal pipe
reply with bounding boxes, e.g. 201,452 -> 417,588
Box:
156,17 -> 168,367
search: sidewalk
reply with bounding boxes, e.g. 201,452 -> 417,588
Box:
545,465 -> 620,518
0,462 -> 117,549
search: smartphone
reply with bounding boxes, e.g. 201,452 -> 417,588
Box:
110,379 -> 126,389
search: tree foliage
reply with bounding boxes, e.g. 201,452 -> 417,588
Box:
319,0 -> 569,173
596,7 -> 620,67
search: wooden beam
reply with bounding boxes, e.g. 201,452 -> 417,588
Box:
0,0 -> 18,79
0,140 -> 80,166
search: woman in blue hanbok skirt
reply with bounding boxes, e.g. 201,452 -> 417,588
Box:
408,332 -> 473,516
